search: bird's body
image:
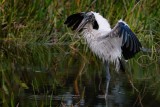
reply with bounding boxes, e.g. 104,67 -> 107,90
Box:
64,11 -> 142,98
81,18 -> 122,71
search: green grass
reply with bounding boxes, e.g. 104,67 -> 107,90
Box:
0,0 -> 160,106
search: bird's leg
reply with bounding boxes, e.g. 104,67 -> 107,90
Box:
105,61 -> 111,99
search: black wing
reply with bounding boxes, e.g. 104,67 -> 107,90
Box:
109,20 -> 142,60
64,12 -> 85,31
64,12 -> 99,31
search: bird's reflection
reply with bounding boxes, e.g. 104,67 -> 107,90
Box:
95,73 -> 131,107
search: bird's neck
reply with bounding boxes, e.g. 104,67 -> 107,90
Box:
92,12 -> 111,32
97,18 -> 111,32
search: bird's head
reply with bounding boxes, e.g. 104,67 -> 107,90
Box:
76,12 -> 96,32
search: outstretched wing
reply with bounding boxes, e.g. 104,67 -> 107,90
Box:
108,20 -> 142,60
64,12 -> 85,31
64,12 -> 99,31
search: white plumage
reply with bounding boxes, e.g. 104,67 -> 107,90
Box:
65,11 -> 141,71
82,12 -> 123,71
91,12 -> 111,32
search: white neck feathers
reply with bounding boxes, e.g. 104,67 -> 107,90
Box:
91,12 -> 111,32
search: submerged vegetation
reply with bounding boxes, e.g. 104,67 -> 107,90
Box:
0,0 -> 160,106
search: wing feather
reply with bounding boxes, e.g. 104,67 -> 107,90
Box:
108,21 -> 142,60
65,12 -> 99,31
64,13 -> 85,30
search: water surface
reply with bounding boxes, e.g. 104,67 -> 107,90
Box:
17,70 -> 160,107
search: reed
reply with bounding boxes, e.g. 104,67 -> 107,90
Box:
0,0 -> 160,106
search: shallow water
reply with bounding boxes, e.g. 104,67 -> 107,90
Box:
16,71 -> 160,107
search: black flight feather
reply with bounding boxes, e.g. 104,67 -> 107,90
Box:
118,22 -> 142,60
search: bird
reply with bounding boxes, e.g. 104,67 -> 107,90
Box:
64,11 -> 142,98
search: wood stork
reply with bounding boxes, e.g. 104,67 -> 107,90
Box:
64,11 -> 142,98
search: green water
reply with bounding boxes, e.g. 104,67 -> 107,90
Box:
4,68 -> 160,107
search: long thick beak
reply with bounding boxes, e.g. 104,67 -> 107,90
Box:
76,16 -> 89,32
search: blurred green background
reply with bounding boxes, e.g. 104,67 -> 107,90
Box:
0,0 -> 160,106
